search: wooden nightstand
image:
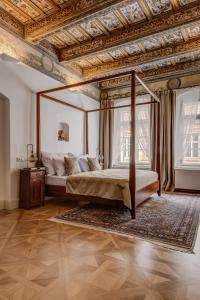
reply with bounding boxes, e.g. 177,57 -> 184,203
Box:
19,168 -> 45,209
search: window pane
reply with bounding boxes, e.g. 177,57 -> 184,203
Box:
113,96 -> 151,166
176,88 -> 200,166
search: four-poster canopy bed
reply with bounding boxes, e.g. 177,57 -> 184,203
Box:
36,71 -> 161,219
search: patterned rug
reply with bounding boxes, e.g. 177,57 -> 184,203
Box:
51,194 -> 200,253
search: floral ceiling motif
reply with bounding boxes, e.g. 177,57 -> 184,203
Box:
0,0 -> 200,86
98,12 -> 123,31
142,38 -> 161,50
163,31 -> 183,44
119,2 -> 146,24
80,20 -> 102,37
145,0 -> 171,15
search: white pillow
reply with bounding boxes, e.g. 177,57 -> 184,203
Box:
79,157 -> 90,172
53,157 -> 66,176
41,152 -> 55,175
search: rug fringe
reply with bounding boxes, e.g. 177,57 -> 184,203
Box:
49,217 -> 195,254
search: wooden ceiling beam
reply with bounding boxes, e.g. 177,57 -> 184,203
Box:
99,59 -> 200,89
24,0 -> 123,42
82,38 -> 200,78
170,0 -> 180,11
0,7 -> 24,36
59,3 -> 200,62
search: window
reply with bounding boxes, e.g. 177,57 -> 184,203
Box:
113,96 -> 151,166
175,88 -> 200,168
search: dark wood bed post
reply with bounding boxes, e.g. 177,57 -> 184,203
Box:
85,111 -> 89,155
156,101 -> 161,196
129,71 -> 136,219
36,92 -> 41,162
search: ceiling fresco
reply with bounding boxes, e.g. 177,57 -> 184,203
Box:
0,0 -> 200,89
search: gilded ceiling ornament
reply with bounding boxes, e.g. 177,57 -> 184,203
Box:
83,39 -> 200,78
99,59 -> 200,89
59,5 -> 200,62
41,55 -> 54,73
0,7 -> 23,36
25,0 -> 121,40
76,0 -> 94,11
167,78 -> 181,89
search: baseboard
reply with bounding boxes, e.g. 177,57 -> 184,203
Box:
0,200 -> 5,210
3,199 -> 19,210
174,188 -> 200,194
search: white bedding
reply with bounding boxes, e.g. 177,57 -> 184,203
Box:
46,169 -> 158,209
46,169 -> 158,190
46,175 -> 67,186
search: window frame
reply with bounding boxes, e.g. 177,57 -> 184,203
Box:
112,96 -> 151,168
175,88 -> 200,170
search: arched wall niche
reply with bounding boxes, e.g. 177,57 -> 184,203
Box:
0,93 -> 10,209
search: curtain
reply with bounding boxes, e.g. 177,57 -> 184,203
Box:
151,90 -> 176,191
99,100 -> 114,169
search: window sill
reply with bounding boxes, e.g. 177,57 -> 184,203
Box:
175,166 -> 200,171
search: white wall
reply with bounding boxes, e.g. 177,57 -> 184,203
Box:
0,95 -> 10,209
175,169 -> 200,190
0,61 -> 34,209
40,94 -> 99,156
0,60 -> 100,209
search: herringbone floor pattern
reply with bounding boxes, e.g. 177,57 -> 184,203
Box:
0,198 -> 200,300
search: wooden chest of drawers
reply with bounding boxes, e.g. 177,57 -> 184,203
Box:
19,168 -> 45,209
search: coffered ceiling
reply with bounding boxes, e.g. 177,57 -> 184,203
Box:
0,0 -> 200,89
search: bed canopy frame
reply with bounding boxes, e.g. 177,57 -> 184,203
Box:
36,70 -> 161,219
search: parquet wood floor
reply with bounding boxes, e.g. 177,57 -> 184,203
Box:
0,198 -> 200,300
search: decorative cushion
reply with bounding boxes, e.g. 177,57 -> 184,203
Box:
64,157 -> 81,175
79,157 -> 90,172
87,157 -> 101,171
53,158 -> 66,176
41,152 -> 55,175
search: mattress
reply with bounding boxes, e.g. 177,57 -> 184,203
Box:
45,175 -> 67,186
46,169 -> 158,209
46,169 -> 157,189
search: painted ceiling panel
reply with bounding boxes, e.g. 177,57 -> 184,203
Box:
47,36 -> 65,48
67,26 -> 88,42
187,24 -> 200,38
77,60 -> 91,68
52,0 -> 67,5
142,37 -> 161,50
0,1 -> 30,23
141,63 -> 156,71
80,20 -> 103,37
1,0 -> 199,82
179,0 -> 197,5
56,32 -> 76,46
8,0 -> 43,19
119,2 -> 146,24
163,30 -> 183,44
156,58 -> 172,67
98,12 -> 123,31
30,0 -> 57,14
97,53 -> 113,63
175,54 -> 193,64
124,44 -> 141,55
88,57 -> 102,66
145,0 -> 172,15
109,49 -> 124,59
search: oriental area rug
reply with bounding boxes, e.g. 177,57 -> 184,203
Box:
50,194 -> 200,253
